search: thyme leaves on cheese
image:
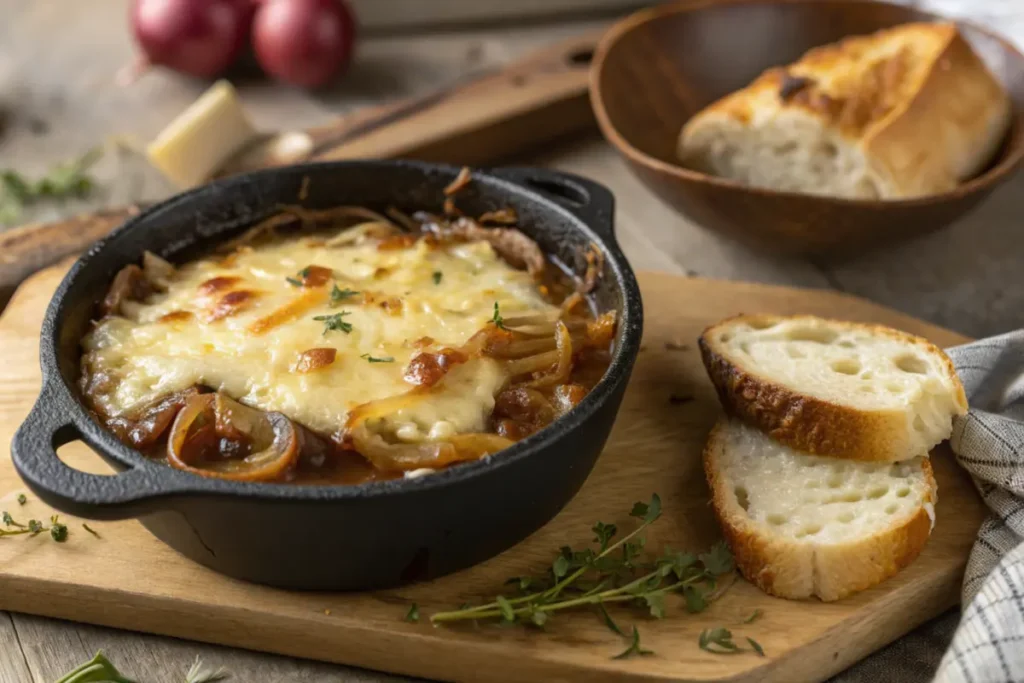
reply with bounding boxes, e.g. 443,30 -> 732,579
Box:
427,494 -> 739,659
432,271 -> 443,285
313,311 -> 353,335
330,284 -> 360,306
491,301 -> 506,330
361,354 -> 394,363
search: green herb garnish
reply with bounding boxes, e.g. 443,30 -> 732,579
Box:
0,148 -> 101,225
330,283 -> 360,306
613,626 -> 654,660
361,354 -> 394,363
83,523 -> 101,538
286,266 -> 313,287
50,515 -> 68,542
313,312 -> 353,335
405,603 -> 420,623
1,511 -> 77,542
428,495 -> 736,658
16,493 -> 26,505
698,627 -> 764,656
491,301 -> 506,330
432,271 -> 443,285
743,609 -> 763,624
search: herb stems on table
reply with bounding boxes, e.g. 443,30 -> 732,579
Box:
427,494 -> 746,659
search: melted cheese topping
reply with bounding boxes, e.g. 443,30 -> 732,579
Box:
81,233 -> 557,441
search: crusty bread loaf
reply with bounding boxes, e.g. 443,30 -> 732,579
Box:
704,418 -> 936,601
677,22 -> 1011,199
699,314 -> 967,463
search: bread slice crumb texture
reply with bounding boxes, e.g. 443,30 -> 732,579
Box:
705,418 -> 937,601
700,314 -> 966,462
719,420 -> 933,543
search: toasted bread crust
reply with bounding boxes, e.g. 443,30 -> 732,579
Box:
703,420 -> 936,601
679,22 -> 1011,198
699,314 -> 966,463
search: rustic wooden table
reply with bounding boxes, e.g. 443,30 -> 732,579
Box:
1,1 -> 1022,681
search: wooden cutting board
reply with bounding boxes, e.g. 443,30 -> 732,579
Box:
0,261 -> 984,683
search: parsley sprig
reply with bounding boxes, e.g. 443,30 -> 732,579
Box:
429,495 -> 736,658
313,311 -> 353,335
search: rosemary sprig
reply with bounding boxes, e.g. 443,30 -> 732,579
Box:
429,494 -> 737,659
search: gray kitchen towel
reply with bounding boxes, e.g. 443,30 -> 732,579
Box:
934,334 -> 1024,682
831,334 -> 1024,683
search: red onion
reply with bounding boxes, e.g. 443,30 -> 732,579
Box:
127,0 -> 253,80
252,0 -> 357,88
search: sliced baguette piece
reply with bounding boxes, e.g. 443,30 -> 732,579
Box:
704,418 -> 936,601
677,22 -> 1011,199
699,314 -> 967,463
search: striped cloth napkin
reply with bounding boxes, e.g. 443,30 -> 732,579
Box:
833,334 -> 1024,682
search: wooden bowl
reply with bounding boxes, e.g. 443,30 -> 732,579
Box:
590,0 -> 1024,256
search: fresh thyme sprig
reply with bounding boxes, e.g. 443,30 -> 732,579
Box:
491,301 -> 505,330
313,311 -> 353,335
330,283 -> 360,306
0,148 -> 101,225
1,511 -> 67,542
429,494 -> 737,658
698,627 -> 765,656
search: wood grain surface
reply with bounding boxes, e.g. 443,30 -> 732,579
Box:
2,0 -> 1023,680
0,262 -> 984,683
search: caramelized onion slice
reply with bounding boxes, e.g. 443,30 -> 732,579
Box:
100,264 -> 153,317
167,393 -> 303,482
142,251 -> 175,290
348,424 -> 512,473
526,321 -> 573,388
107,386 -> 201,449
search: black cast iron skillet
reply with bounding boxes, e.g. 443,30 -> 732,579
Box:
12,160 -> 643,590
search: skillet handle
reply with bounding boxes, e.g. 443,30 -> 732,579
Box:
488,167 -> 617,243
11,385 -> 187,521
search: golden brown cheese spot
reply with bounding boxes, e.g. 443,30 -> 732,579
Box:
248,288 -> 326,336
380,297 -> 403,316
293,348 -> 337,374
199,276 -> 242,295
377,234 -> 418,251
404,348 -> 468,387
373,267 -> 393,280
412,336 -> 435,349
298,265 -> 333,287
208,289 -> 259,322
159,310 -> 194,324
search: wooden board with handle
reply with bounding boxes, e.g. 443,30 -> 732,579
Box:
0,28 -> 601,308
0,262 -> 984,683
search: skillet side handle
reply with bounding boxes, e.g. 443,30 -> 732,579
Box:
488,167 -> 617,243
11,389 -> 184,521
